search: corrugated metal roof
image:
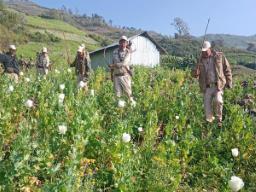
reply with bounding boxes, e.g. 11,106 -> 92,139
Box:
89,31 -> 167,55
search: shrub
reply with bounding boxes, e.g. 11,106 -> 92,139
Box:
28,31 -> 61,43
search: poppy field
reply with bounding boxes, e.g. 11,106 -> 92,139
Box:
0,66 -> 255,192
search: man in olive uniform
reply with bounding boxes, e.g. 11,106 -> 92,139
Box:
109,36 -> 136,106
0,45 -> 20,83
36,47 -> 51,75
70,46 -> 91,89
192,41 -> 232,127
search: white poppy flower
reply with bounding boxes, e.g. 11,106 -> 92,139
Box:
118,100 -> 126,108
228,176 -> 244,192
138,127 -> 143,132
19,71 -> 24,76
231,148 -> 239,158
122,133 -> 131,143
8,85 -> 14,92
131,99 -> 136,107
67,68 -> 72,73
55,69 -> 60,74
171,140 -> 176,146
90,89 -> 95,96
25,77 -> 30,82
58,93 -> 65,104
175,115 -> 180,120
25,99 -> 34,108
58,125 -> 67,135
59,84 -> 65,91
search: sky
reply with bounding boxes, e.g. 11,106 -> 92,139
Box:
32,0 -> 256,37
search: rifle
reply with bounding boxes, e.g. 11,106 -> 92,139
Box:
193,18 -> 210,77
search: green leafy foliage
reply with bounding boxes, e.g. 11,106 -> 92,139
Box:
0,65 -> 255,191
161,55 -> 196,69
28,31 -> 61,43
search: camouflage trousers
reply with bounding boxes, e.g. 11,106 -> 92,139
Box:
204,87 -> 224,122
114,75 -> 132,98
6,73 -> 19,83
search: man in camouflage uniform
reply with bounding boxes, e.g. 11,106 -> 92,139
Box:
70,46 -> 91,89
192,41 -> 232,127
36,47 -> 51,75
0,45 -> 20,83
109,36 -> 136,105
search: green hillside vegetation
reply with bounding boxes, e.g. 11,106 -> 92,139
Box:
0,1 -> 109,55
0,66 -> 255,191
17,41 -> 78,65
204,34 -> 256,50
26,16 -> 85,35
3,0 -> 256,69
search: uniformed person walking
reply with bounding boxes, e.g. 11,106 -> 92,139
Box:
0,45 -> 20,83
36,47 -> 51,75
109,36 -> 136,106
70,46 -> 91,90
192,41 -> 232,127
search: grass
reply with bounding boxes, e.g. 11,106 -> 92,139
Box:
17,41 -> 78,62
26,16 -> 85,35
22,16 -> 101,55
17,40 -> 100,66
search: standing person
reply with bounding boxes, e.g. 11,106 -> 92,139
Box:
192,41 -> 232,127
80,43 -> 91,67
70,46 -> 91,90
109,36 -> 136,106
36,47 -> 51,75
0,45 -> 20,83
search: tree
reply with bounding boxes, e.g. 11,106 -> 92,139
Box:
247,43 -> 256,52
171,17 -> 190,38
61,5 -> 67,13
109,19 -> 113,26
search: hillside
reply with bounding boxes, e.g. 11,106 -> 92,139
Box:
0,2 -> 113,65
3,0 -> 141,41
4,0 -> 47,15
202,34 -> 256,50
4,0 -> 256,63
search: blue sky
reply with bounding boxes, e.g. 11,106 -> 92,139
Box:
32,0 -> 256,36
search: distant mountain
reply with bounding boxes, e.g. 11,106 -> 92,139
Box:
201,34 -> 256,50
3,0 -> 141,40
3,0 -> 256,59
4,0 -> 50,15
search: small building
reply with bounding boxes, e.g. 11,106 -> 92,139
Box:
89,31 -> 167,69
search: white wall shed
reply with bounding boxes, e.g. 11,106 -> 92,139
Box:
89,32 -> 167,69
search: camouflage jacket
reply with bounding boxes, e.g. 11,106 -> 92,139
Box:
112,48 -> 131,76
0,52 -> 20,74
36,53 -> 50,68
70,52 -> 91,76
192,51 -> 232,93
